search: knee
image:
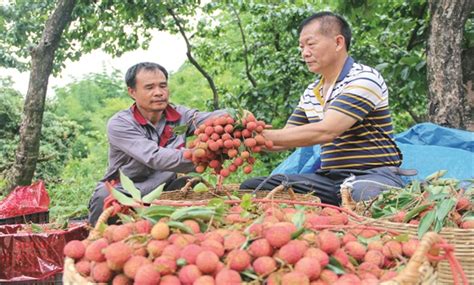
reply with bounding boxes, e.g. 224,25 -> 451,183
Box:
88,184 -> 109,225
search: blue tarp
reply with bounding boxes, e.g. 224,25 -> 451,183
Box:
271,123 -> 473,180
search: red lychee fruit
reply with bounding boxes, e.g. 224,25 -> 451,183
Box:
252,256 -> 277,276
162,244 -> 182,260
391,211 -> 406,223
304,248 -> 329,267
461,220 -> 474,229
344,241 -> 367,261
328,214 -> 349,225
342,233 -> 357,245
332,248 -> 349,267
193,275 -> 215,285
320,269 -> 338,283
318,230 -> 341,254
178,264 -> 202,284
215,269 -> 242,285
183,219 -> 201,234
456,197 -> 471,212
91,261 -> 113,283
367,240 -> 383,251
295,257 -> 321,281
321,207 -> 341,216
278,243 -> 305,265
134,219 -> 152,234
358,262 -> 382,278
112,225 -> 133,242
333,274 -> 362,285
75,259 -> 91,277
281,271 -> 310,285
402,239 -> 419,257
112,273 -> 132,285
204,231 -> 225,243
380,270 -> 397,281
196,250 -> 219,274
147,240 -> 169,258
151,222 -> 170,240
180,244 -> 203,265
382,241 -> 402,259
104,241 -> 132,270
63,240 -> 86,260
226,249 -> 251,272
249,238 -> 273,257
264,225 -> 292,248
364,250 -> 384,267
103,225 -> 118,242
223,232 -> 246,251
123,255 -> 152,279
134,264 -> 160,285
85,238 -> 108,262
160,275 -> 181,285
153,256 -> 177,275
201,239 -> 225,258
172,233 -> 196,248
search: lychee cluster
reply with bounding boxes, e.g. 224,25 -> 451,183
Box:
64,203 -> 425,284
183,113 -> 273,178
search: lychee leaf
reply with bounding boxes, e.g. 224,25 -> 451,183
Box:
142,183 -> 165,203
168,221 -> 194,234
120,170 -> 141,202
327,257 -> 345,274
172,125 -> 188,135
392,233 -> 410,243
111,187 -> 137,206
291,210 -> 305,230
192,182 -> 208,193
241,270 -> 259,280
403,204 -> 431,223
418,210 -> 436,238
436,198 -> 456,222
117,213 -> 133,223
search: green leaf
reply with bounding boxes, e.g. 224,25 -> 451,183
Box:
117,213 -> 134,223
403,204 -> 431,222
120,170 -> 141,201
142,183 -> 165,203
291,210 -> 305,230
111,187 -> 136,206
168,221 -> 194,234
418,210 -> 436,238
327,256 -> 346,274
425,170 -> 448,182
392,233 -> 410,243
31,223 -> 43,233
172,125 -> 188,135
240,193 -> 253,211
436,198 -> 456,222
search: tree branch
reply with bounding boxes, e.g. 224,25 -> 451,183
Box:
230,5 -> 257,88
167,7 -> 219,110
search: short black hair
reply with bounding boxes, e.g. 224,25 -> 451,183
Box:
125,62 -> 168,88
298,11 -> 352,51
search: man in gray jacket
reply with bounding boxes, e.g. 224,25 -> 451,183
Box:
88,62 -> 225,225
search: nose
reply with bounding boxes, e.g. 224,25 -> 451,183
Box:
301,46 -> 311,58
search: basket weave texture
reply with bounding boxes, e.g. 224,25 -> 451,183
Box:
341,185 -> 474,284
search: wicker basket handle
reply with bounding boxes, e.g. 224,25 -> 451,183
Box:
263,184 -> 297,200
87,206 -> 115,240
383,232 -> 441,285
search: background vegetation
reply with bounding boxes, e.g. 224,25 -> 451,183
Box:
0,1 -> 472,220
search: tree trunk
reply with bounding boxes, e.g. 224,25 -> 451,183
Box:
427,0 -> 473,129
4,0 -> 76,193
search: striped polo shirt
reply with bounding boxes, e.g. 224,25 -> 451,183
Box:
287,56 -> 402,170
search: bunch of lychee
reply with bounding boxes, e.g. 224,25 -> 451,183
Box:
183,113 -> 273,177
63,204 -> 426,284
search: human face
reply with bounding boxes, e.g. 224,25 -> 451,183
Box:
299,20 -> 341,75
128,69 -> 169,117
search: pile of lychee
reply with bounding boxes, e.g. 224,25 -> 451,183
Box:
63,204 -> 427,284
183,113 -> 273,177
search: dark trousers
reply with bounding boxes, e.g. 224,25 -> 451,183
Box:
240,166 -> 405,205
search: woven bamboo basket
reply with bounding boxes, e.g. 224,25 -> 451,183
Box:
341,184 -> 474,284
158,176 -> 321,203
63,195 -> 462,284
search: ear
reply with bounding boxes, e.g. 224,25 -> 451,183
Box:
127,87 -> 136,100
335,35 -> 346,52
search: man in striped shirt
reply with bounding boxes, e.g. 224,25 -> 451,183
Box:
241,11 -> 410,205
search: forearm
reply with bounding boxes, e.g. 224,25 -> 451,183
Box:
263,123 -> 336,148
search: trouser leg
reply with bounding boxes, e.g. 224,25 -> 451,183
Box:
350,167 -> 405,201
240,173 -> 342,205
88,182 -> 115,226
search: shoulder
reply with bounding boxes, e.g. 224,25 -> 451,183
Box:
345,62 -> 386,88
107,108 -> 135,130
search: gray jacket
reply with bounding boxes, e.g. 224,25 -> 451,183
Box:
100,103 -> 225,195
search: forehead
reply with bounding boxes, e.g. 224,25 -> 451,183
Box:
299,20 -> 324,42
135,69 -> 167,84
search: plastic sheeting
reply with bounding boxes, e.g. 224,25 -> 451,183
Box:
272,123 -> 473,180
0,222 -> 88,282
0,180 -> 50,219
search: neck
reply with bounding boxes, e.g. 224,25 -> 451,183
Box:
322,54 -> 348,84
137,106 -> 163,126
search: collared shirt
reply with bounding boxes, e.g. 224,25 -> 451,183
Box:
287,56 -> 402,170
100,103 -> 225,194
